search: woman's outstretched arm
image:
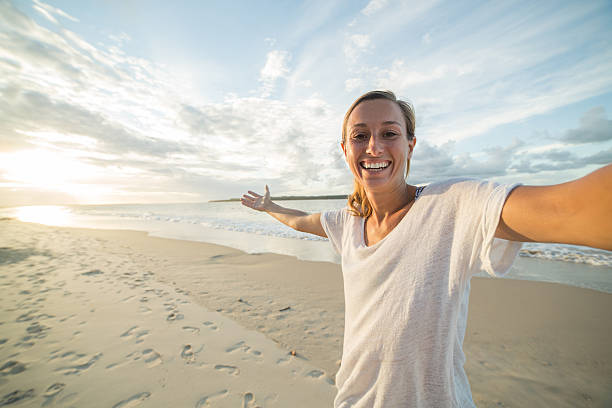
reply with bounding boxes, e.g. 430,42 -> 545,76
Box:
495,163 -> 612,250
241,185 -> 327,238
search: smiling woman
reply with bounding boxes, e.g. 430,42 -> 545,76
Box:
241,90 -> 612,408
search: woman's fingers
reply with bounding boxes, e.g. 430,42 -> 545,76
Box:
241,187 -> 268,211
240,197 -> 257,208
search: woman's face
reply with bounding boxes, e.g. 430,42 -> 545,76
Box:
342,99 -> 416,193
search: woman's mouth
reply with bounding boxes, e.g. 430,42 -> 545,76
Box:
360,160 -> 391,172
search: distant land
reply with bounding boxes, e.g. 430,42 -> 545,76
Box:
210,194 -> 348,203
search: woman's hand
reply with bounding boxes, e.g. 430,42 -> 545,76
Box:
239,185 -> 327,237
241,185 -> 272,212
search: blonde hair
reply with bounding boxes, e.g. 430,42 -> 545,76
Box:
342,90 -> 415,218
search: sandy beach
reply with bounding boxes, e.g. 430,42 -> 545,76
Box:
1,219 -> 611,407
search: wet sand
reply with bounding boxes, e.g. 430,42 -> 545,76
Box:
0,219 -> 610,407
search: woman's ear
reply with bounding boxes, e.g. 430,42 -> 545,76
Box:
407,137 -> 416,158
341,142 -> 347,158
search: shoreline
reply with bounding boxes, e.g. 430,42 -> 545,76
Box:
1,219 -> 611,407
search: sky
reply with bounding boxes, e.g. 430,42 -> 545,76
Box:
1,0 -> 611,206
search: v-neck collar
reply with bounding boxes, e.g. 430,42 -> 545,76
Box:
360,185 -> 427,249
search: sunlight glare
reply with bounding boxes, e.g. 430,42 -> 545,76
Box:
14,205 -> 73,226
0,149 -> 94,186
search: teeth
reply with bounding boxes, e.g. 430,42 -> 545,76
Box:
362,161 -> 389,169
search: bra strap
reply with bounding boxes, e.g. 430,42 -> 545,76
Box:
414,185 -> 425,200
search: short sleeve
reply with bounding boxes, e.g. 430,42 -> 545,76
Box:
476,182 -> 523,277
320,208 -> 348,255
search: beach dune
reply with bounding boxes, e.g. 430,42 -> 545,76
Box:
0,219 -> 610,407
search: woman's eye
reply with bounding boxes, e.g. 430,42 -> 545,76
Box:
384,131 -> 398,138
353,133 -> 367,140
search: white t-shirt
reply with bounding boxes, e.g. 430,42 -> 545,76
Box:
320,178 -> 523,408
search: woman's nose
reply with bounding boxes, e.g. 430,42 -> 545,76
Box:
366,135 -> 383,155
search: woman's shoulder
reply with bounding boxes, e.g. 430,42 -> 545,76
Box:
419,178 -> 508,206
419,177 -> 482,194
321,206 -> 353,224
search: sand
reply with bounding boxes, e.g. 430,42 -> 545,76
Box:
0,219 -> 611,407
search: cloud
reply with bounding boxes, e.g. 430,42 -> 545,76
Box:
1,87 -> 193,157
0,1 -> 350,204
511,146 -> 612,174
259,50 -> 291,96
108,32 -> 131,45
367,2 -> 612,145
260,50 -> 291,80
178,104 -> 250,137
32,0 -> 79,24
562,107 -> 612,144
175,96 -> 341,189
1,0 -> 610,205
344,34 -> 372,63
379,60 -> 458,89
0,2 -> 270,203
345,78 -> 363,92
410,138 -> 525,182
361,0 -> 388,16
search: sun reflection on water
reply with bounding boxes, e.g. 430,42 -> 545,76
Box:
13,206 -> 72,226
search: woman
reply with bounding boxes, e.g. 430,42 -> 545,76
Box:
241,90 -> 612,407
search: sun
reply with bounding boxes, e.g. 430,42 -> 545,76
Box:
1,149 -> 87,186
0,149 -> 108,203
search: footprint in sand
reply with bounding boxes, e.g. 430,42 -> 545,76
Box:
225,341 -> 262,359
120,326 -> 150,343
111,391 -> 151,408
225,341 -> 247,353
242,392 -> 255,408
142,349 -> 162,367
306,370 -> 335,386
242,392 -> 264,408
0,389 -> 35,406
134,330 -> 149,344
202,321 -> 218,331
181,344 -> 203,364
106,349 -> 162,370
58,313 -> 76,323
42,383 -> 65,406
138,306 -> 152,314
54,352 -> 102,375
305,369 -> 325,378
48,350 -> 80,362
195,389 -> 228,407
182,326 -> 200,334
120,326 -> 139,339
214,365 -> 239,376
166,311 -> 184,321
81,269 -> 103,277
0,361 -> 26,376
181,345 -> 194,362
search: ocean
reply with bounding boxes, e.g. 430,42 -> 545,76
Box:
2,200 -> 611,293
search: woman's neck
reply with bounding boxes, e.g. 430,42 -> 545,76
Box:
366,182 -> 416,222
